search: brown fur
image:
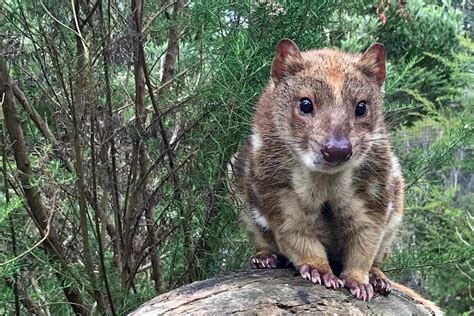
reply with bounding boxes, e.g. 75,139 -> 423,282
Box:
227,39 -> 439,312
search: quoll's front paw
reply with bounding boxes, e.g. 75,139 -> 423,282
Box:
250,253 -> 278,269
369,267 -> 391,296
299,264 -> 343,289
341,274 -> 374,302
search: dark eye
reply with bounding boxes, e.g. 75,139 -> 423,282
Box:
355,101 -> 368,117
299,98 -> 313,114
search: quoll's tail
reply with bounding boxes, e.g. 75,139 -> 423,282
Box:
391,282 -> 444,315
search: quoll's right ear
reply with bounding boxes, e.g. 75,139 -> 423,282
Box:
271,39 -> 303,83
359,43 -> 386,86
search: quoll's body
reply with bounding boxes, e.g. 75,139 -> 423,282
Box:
228,39 -> 407,302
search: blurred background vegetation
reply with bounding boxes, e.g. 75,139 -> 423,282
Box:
0,0 -> 472,314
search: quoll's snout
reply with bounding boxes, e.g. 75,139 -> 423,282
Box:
321,136 -> 353,163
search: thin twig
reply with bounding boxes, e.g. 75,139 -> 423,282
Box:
0,194 -> 57,267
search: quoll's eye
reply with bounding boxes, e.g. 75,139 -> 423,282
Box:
355,101 -> 368,117
299,98 -> 313,114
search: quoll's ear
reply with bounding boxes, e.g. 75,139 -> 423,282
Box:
359,43 -> 386,86
271,39 -> 303,83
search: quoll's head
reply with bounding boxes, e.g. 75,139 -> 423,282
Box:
270,39 -> 387,174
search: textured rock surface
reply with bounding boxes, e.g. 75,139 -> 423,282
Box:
130,269 -> 432,315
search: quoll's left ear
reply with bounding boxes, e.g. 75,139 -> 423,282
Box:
271,39 -> 303,83
359,43 -> 386,86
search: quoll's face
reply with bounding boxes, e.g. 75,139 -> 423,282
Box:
272,54 -> 385,174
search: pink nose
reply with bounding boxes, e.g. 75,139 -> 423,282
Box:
321,137 -> 352,163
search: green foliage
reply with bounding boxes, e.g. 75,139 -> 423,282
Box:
387,36 -> 473,313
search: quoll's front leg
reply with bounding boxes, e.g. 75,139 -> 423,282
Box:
271,197 -> 342,289
340,221 -> 384,302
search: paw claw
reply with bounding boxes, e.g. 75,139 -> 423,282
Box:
300,264 -> 342,289
322,272 -> 342,289
360,292 -> 366,302
310,269 -> 321,284
328,279 -> 336,289
341,274 -> 373,301
367,284 -> 374,301
369,269 -> 392,296
312,275 -> 321,284
250,253 -> 278,269
351,287 -> 360,298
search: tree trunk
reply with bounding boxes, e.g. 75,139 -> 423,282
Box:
1,51 -> 87,316
130,269 -> 433,315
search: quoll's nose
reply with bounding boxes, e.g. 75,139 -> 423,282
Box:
321,137 -> 353,163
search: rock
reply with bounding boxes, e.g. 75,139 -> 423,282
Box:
130,269 -> 432,315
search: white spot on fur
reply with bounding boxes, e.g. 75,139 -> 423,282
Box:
251,133 -> 263,152
389,210 -> 402,229
301,151 -> 316,170
371,132 -> 384,142
227,154 -> 237,180
391,155 -> 402,179
385,202 -> 393,220
252,207 -> 269,229
368,182 -> 380,197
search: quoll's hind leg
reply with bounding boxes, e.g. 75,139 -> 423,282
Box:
369,266 -> 391,296
370,205 -> 403,296
250,248 -> 292,269
371,229 -> 396,297
239,205 -> 281,269
340,273 -> 374,301
251,252 -> 279,269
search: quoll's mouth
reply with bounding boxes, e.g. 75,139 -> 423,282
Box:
320,160 -> 345,168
